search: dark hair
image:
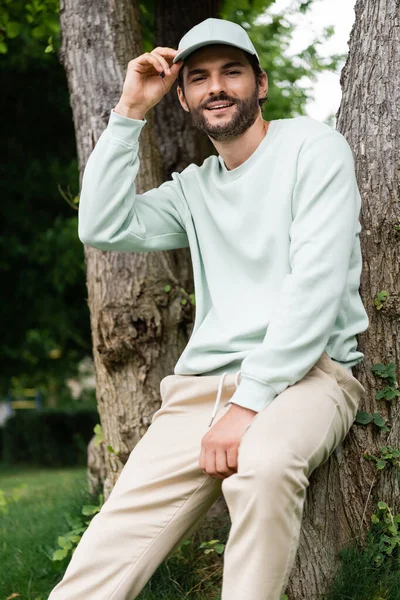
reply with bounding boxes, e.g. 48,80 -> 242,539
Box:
176,49 -> 268,108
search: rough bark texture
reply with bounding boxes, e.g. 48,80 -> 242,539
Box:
58,0 -> 220,500
154,0 -> 219,176
287,1 -> 400,598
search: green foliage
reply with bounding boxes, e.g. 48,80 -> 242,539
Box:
220,0 -> 347,120
51,493 -> 104,563
0,0 -> 60,63
93,423 -> 104,446
363,446 -> 400,490
0,467 -> 89,598
374,290 -> 389,311
0,482 -> 28,514
2,408 -> 99,466
0,50 -> 89,395
368,501 -> 400,566
323,503 -> 400,600
179,286 -> 196,306
372,362 -> 400,402
199,538 -> 225,555
356,360 -> 399,433
155,534 -> 289,599
163,283 -> 195,306
355,410 -> 390,433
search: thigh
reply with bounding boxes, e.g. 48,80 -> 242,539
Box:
236,351 -> 365,477
49,375 -> 223,599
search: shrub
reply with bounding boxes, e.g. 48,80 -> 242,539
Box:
1,408 -> 98,467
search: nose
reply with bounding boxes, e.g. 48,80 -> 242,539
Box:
206,73 -> 227,97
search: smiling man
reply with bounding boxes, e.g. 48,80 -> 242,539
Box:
48,17 -> 369,600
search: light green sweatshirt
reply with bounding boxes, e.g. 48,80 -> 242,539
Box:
78,109 -> 369,413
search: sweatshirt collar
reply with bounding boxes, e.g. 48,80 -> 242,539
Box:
217,119 -> 278,180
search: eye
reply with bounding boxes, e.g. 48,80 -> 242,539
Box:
192,70 -> 241,82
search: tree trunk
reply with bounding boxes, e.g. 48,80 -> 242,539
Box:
58,0 -> 219,500
287,1 -> 400,598
154,0 -> 219,176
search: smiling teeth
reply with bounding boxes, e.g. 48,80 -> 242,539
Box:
208,104 -> 233,110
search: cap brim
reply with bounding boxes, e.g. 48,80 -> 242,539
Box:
172,40 -> 256,63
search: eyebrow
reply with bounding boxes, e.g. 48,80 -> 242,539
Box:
186,61 -> 245,80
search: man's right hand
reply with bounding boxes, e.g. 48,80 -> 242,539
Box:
114,47 -> 184,120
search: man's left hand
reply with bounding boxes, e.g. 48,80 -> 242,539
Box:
199,404 -> 257,480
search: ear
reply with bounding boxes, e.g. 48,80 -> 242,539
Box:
259,71 -> 268,101
177,86 -> 190,113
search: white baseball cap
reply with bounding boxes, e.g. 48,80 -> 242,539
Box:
172,18 -> 260,65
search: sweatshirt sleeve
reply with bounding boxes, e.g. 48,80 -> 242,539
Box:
78,109 -> 190,252
229,129 -> 361,413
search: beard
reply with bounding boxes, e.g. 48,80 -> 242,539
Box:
186,83 -> 260,141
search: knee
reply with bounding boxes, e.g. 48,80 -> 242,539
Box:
241,449 -> 309,492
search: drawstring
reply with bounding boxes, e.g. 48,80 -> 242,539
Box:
208,370 -> 242,427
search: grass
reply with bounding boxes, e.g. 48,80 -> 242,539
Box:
3,464 -> 398,600
0,464 -> 223,600
0,463 -> 90,600
319,541 -> 400,600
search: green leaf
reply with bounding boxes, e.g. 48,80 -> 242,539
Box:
378,501 -> 388,510
52,548 -> 69,561
106,444 -> 119,455
94,423 -> 103,446
376,460 -> 387,470
31,24 -> 48,39
82,504 -> 100,516
163,284 -> 171,292
0,42 -> 8,54
6,21 -> 22,38
215,543 -> 225,554
94,423 -> 102,435
371,513 -> 380,524
57,535 -> 73,549
355,411 -> 373,425
373,413 -> 386,427
65,514 -> 83,529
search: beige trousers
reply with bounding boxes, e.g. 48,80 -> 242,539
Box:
48,351 -> 365,600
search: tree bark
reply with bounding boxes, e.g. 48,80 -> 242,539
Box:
154,0 -> 219,176
287,1 -> 400,598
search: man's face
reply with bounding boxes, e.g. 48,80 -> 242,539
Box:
177,45 -> 267,141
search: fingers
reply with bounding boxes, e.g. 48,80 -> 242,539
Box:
134,50 -> 183,79
200,447 -> 237,480
150,49 -> 172,76
216,448 -> 237,478
134,52 -> 165,75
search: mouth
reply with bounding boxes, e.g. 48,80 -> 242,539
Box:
205,103 -> 235,114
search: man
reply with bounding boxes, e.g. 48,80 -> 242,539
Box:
49,17 -> 369,600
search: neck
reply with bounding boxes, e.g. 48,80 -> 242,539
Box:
210,114 -> 270,171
